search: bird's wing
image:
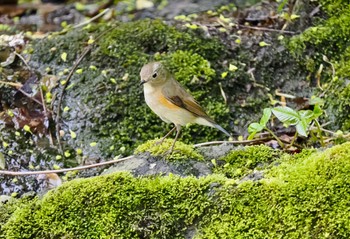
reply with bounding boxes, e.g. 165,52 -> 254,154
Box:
162,79 -> 214,122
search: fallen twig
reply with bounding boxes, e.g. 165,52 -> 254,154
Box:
0,155 -> 134,176
17,88 -> 43,106
193,137 -> 272,147
14,52 -> 31,69
74,8 -> 111,29
0,138 -> 273,176
0,80 -> 22,88
238,24 -> 296,34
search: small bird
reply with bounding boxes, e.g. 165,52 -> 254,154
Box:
140,62 -> 230,153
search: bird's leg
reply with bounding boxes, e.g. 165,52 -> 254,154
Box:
169,125 -> 181,154
155,126 -> 176,145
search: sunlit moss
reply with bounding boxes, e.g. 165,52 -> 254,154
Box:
135,138 -> 204,161
2,172 -> 227,238
197,142 -> 350,238
2,143 -> 350,238
0,195 -> 39,238
214,144 -> 282,178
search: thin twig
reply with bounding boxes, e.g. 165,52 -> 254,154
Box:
238,24 -> 296,34
0,137 -> 281,176
265,128 -> 285,148
73,8 -> 111,29
39,84 -> 54,146
52,8 -> 113,152
87,1 -> 113,17
0,80 -> 22,88
14,52 -> 31,69
288,131 -> 298,148
193,137 -> 272,147
309,126 -> 336,136
0,155 -> 134,176
39,83 -> 47,115
52,8 -> 111,36
279,138 -> 303,149
17,88 -> 43,106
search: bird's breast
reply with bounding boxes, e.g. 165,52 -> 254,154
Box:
143,85 -> 176,110
143,84 -> 196,125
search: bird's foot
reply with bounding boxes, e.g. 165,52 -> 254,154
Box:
161,149 -> 181,158
154,138 -> 165,146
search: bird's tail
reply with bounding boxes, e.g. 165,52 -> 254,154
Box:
195,117 -> 231,137
213,123 -> 231,137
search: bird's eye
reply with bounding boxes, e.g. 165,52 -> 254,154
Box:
152,73 -> 158,78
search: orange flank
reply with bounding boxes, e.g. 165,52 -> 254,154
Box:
158,95 -> 179,109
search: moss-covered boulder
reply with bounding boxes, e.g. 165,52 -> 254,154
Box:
287,0 -> 350,131
1,0 -> 350,206
25,2 -> 319,161
2,142 -> 350,238
27,19 -> 231,160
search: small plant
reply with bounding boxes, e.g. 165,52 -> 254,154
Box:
248,97 -> 325,148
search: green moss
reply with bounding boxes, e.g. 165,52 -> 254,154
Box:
135,138 -> 204,161
3,143 -> 350,238
320,0 -> 349,15
0,196 -> 39,239
159,50 -> 215,83
0,198 -> 18,238
287,3 -> 350,59
198,142 -> 350,238
326,46 -> 350,130
99,20 -> 225,65
3,173 -> 226,239
286,2 -> 350,130
214,145 -> 282,178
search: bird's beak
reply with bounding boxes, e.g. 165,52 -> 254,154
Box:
140,80 -> 147,85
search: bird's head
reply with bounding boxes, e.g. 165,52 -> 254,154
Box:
140,62 -> 169,86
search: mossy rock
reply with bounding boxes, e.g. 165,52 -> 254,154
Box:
2,142 -> 350,238
214,144 -> 283,178
286,1 -> 350,130
135,138 -> 204,161
26,10 -> 316,162
28,19 -> 231,160
102,139 -> 211,177
199,143 -> 350,238
2,173 -> 228,239
3,0 -> 350,198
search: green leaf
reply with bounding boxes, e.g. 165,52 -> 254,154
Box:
309,97 -> 324,105
272,106 -> 300,125
299,110 -> 314,123
313,104 -> 323,118
248,122 -> 264,134
248,132 -> 257,140
277,0 -> 288,12
296,118 -> 309,137
260,108 -> 272,126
